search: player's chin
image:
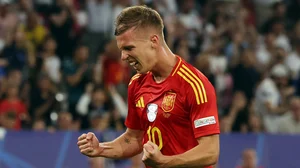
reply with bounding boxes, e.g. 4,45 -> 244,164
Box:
137,69 -> 149,74
135,67 -> 147,74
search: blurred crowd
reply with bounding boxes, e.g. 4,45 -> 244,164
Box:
0,0 -> 299,137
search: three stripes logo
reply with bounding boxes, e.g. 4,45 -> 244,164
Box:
136,97 -> 145,108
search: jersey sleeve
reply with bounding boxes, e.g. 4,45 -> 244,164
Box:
124,74 -> 144,130
186,73 -> 220,139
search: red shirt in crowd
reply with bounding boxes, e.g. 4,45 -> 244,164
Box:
0,99 -> 27,130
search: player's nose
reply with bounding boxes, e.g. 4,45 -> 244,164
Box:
121,51 -> 129,61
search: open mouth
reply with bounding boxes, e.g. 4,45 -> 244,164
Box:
128,59 -> 140,70
129,61 -> 138,66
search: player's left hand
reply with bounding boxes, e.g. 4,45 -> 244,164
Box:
142,141 -> 167,168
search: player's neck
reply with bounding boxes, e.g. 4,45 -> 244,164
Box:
151,47 -> 177,83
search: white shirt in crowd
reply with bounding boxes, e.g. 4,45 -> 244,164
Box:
254,77 -> 281,133
277,112 -> 300,134
86,0 -> 112,33
285,51 -> 300,79
256,44 -> 272,67
275,34 -> 291,53
44,55 -> 61,83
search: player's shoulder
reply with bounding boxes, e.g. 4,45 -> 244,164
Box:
173,57 -> 209,84
173,57 -> 214,105
128,72 -> 149,87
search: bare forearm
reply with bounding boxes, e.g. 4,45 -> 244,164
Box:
164,136 -> 219,168
98,132 -> 143,159
67,72 -> 83,86
165,147 -> 218,168
110,90 -> 128,118
227,108 -> 238,124
266,103 -> 288,115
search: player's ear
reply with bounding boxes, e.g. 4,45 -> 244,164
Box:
150,34 -> 159,49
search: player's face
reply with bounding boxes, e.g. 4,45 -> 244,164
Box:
116,28 -> 157,74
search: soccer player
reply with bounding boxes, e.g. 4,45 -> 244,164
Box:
77,5 -> 220,168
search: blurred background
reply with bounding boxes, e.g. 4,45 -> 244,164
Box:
0,0 -> 299,167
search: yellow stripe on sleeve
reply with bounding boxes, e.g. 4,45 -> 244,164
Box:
179,68 -> 204,104
177,71 -> 201,105
182,65 -> 207,102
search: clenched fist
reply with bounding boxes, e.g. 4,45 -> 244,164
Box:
77,132 -> 103,157
142,141 -> 166,168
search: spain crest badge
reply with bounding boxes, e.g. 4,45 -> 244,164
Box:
161,91 -> 176,112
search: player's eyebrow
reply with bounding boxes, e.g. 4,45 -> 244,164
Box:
121,45 -> 135,51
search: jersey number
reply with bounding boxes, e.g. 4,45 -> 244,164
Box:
147,126 -> 163,150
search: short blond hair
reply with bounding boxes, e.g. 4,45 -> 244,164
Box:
114,5 -> 164,36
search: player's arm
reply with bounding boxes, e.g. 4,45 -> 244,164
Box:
162,135 -> 219,168
163,73 -> 220,167
78,128 -> 144,159
98,128 -> 144,158
66,64 -> 88,86
93,74 -> 144,159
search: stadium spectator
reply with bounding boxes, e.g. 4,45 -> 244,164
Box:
47,0 -> 77,59
286,0 -> 300,27
0,1 -> 18,51
32,35 -> 61,84
177,0 -> 202,57
255,32 -> 276,70
56,111 -> 75,130
16,0 -> 33,25
230,48 -> 260,101
268,19 -> 291,52
110,0 -> 131,39
88,157 -> 105,168
222,91 -> 249,133
76,85 -> 110,129
32,118 -> 46,131
290,20 -> 300,46
248,113 -> 264,133
219,116 -> 232,134
63,44 -> 91,120
260,1 -> 287,34
277,96 -> 300,134
1,28 -> 32,76
0,83 -> 29,130
29,74 -> 57,126
236,148 -> 263,168
83,0 -> 112,62
20,11 -> 48,51
254,63 -> 294,133
194,52 -> 216,87
89,110 -> 110,132
285,39 -> 300,80
98,39 -> 130,88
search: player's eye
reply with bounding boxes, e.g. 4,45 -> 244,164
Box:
123,46 -> 134,51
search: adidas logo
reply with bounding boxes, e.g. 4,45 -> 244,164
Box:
136,97 -> 145,108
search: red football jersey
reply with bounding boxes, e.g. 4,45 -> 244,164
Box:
125,56 -> 220,168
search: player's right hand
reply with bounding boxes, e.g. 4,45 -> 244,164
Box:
77,132 -> 103,157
